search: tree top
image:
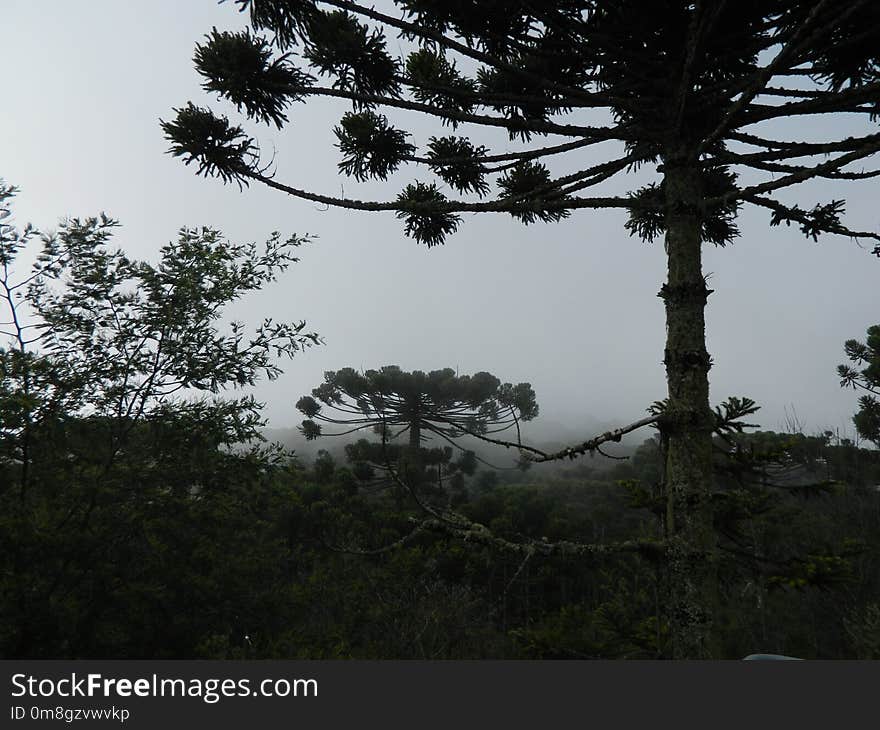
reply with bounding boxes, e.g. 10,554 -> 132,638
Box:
164,1 -> 880,250
296,365 -> 538,440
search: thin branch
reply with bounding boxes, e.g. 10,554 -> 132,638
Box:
522,415 -> 660,463
429,414 -> 548,459
674,1 -> 727,136
558,157 -> 634,195
712,139 -> 880,204
503,547 -> 535,598
307,422 -> 379,438
696,0 -> 841,156
728,130 -> 880,156
757,86 -> 829,99
420,422 -> 521,471
434,413 -> 659,464
743,195 -> 880,242
389,73 -> 611,112
742,79 -> 880,124
595,444 -> 629,461
299,84 -> 623,139
249,170 -> 633,215
317,0 -> 602,105
410,137 -> 599,168
726,157 -> 880,181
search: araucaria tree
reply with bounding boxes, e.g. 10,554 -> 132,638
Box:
164,1 -> 880,657
297,366 -> 537,495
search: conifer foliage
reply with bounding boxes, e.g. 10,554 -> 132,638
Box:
839,325 -> 880,447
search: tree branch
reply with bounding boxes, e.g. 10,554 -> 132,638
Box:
522,415 -> 661,463
697,0 -> 845,156
433,412 -> 660,464
712,138 -> 880,204
723,156 -> 880,181
743,195 -> 880,243
409,137 -> 609,169
723,131 -> 880,163
248,170 -> 633,215
298,84 -> 623,139
742,79 -> 880,123
316,0 -> 602,105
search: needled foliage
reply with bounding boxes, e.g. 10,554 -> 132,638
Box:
303,10 -> 399,101
297,366 -> 537,442
426,136 -> 489,196
395,182 -> 460,247
335,111 -> 415,181
296,366 -> 536,499
167,1 -> 880,250
497,161 -> 571,224
838,325 -> 880,447
195,28 -> 313,128
405,49 -> 477,121
160,103 -> 258,186
625,165 -> 740,246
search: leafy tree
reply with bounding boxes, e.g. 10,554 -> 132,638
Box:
0,181 -> 318,656
164,1 -> 880,657
838,325 -> 880,447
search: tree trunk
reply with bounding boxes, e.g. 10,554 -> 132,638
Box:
660,158 -> 719,659
397,408 -> 423,506
409,418 -> 421,452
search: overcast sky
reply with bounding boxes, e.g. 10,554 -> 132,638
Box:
2,0 -> 878,442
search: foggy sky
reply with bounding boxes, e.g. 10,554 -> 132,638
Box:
2,0 -> 878,443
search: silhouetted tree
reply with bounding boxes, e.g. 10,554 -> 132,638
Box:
0,181 -> 319,656
165,0 -> 880,657
297,366 -> 537,498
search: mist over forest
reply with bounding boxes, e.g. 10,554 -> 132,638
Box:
265,414 -> 625,465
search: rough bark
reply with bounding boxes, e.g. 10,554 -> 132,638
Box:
660,157 -> 719,659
